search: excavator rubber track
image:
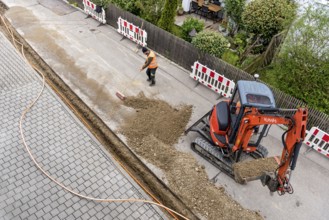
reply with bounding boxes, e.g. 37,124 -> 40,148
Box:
191,137 -> 234,178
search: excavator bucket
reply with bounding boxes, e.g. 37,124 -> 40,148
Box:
233,157 -> 280,184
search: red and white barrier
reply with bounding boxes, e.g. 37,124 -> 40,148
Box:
83,0 -> 106,24
190,61 -> 235,98
304,127 -> 329,158
117,17 -> 147,47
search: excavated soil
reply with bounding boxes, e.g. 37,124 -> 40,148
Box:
120,93 -> 262,220
233,157 -> 279,184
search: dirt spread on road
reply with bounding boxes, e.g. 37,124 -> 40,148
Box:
120,93 -> 262,220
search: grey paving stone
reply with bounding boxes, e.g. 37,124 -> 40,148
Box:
27,199 -> 37,209
95,211 -> 105,219
50,200 -> 60,209
43,213 -> 52,220
50,208 -> 60,217
42,205 -> 52,214
65,206 -> 75,216
27,206 -> 37,216
49,191 -> 59,204
87,207 -> 98,218
35,209 -> 45,219
27,214 -> 38,220
42,198 -> 52,207
65,214 -> 75,220
73,209 -> 83,219
57,211 -> 68,219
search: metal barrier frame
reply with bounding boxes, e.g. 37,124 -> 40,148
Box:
117,17 -> 147,47
190,61 -> 235,98
304,127 -> 329,158
83,0 -> 106,24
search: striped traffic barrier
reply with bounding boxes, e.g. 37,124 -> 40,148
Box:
304,127 -> 329,158
83,0 -> 106,24
117,17 -> 147,47
190,61 -> 235,98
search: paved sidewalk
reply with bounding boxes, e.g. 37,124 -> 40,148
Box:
2,0 -> 329,219
0,33 -> 167,220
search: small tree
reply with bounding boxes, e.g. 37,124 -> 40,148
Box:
242,0 -> 296,41
181,17 -> 204,42
192,31 -> 229,58
225,0 -> 246,34
158,0 -> 178,32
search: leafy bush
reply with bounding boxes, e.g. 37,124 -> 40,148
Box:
171,25 -> 184,38
139,0 -> 166,23
181,17 -> 204,42
192,31 -> 229,58
233,31 -> 248,55
222,50 -> 239,66
109,0 -> 165,24
68,0 -> 78,7
90,0 -> 111,8
242,0 -> 296,41
125,0 -> 142,15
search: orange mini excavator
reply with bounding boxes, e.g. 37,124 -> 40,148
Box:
185,80 -> 308,195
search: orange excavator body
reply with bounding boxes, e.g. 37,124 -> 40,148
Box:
186,80 -> 308,195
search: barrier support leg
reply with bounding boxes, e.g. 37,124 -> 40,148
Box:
194,81 -> 199,88
134,45 -> 142,53
303,146 -> 314,155
216,94 -> 223,100
85,14 -> 91,19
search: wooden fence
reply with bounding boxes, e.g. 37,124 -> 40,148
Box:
244,32 -> 286,73
74,1 -> 329,133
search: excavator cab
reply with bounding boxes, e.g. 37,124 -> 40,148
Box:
185,80 -> 308,195
207,81 -> 276,158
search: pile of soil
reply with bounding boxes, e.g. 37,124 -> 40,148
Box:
120,93 -> 262,220
233,157 -> 279,184
121,92 -> 192,146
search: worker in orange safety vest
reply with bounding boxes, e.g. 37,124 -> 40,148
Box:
140,47 -> 158,86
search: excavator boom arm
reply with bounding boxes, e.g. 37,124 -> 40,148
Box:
234,107 -> 308,194
275,108 -> 307,193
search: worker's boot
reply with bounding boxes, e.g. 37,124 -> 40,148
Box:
149,78 -> 155,86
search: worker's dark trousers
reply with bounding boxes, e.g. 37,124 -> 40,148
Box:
146,68 -> 157,85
